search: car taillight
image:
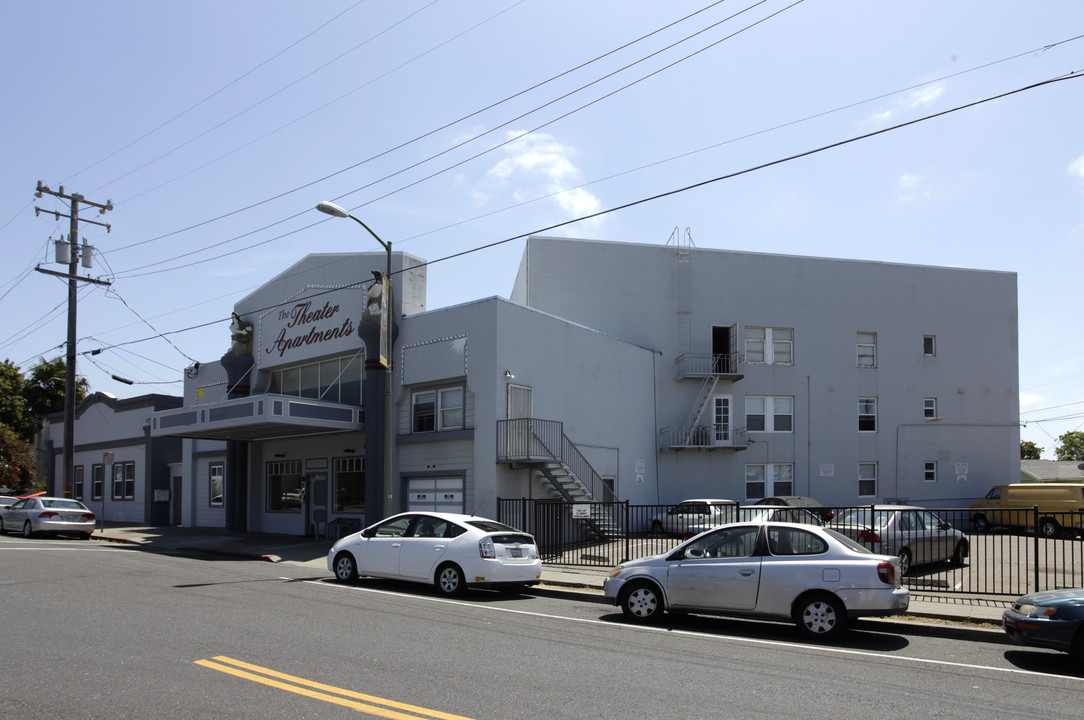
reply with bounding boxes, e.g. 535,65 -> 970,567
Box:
858,529 -> 881,543
38,511 -> 59,519
877,561 -> 896,585
82,513 -> 95,521
478,537 -> 495,559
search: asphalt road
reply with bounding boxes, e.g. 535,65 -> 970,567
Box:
2,534 -> 1082,719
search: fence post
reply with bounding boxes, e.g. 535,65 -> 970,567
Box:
1033,505 -> 1040,592
623,500 -> 630,564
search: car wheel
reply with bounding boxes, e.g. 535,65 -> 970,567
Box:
22,521 -> 34,539
794,592 -> 847,641
332,552 -> 358,583
79,532 -> 92,540
619,581 -> 664,623
972,514 -> 990,533
897,548 -> 912,576
1039,518 -> 1061,539
435,563 -> 466,596
951,540 -> 969,566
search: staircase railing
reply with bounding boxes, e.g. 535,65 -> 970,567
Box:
497,418 -> 615,503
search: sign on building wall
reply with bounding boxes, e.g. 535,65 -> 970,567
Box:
257,286 -> 363,370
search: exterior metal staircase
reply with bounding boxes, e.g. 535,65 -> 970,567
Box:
496,418 -> 621,540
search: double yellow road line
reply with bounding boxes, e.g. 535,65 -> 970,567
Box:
195,656 -> 476,719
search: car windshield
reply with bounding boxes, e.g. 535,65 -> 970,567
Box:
465,519 -> 518,533
823,528 -> 873,554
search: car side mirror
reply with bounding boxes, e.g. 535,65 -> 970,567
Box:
361,528 -> 374,538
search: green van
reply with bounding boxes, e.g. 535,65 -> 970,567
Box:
970,483 -> 1084,538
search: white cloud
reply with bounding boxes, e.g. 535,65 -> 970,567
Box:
905,84 -> 945,109
895,172 -> 932,203
1068,155 -> 1084,184
480,131 -> 604,230
1019,391 -> 1045,409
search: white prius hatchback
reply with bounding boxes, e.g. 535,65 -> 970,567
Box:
604,522 -> 909,640
328,512 -> 542,595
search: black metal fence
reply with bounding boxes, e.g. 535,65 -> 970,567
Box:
496,498 -> 1084,597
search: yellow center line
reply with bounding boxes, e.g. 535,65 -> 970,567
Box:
194,656 -> 477,720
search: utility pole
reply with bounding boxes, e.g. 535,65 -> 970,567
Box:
33,182 -> 112,497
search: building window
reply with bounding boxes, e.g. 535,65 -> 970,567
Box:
745,463 -> 794,500
267,355 -> 362,405
746,396 -> 794,433
924,461 -> 937,483
266,460 -> 303,513
923,397 -> 937,419
745,327 -> 793,365
858,462 -> 877,496
858,397 -> 877,432
334,456 -> 365,513
412,385 -> 465,433
73,466 -> 84,500
857,332 -> 876,368
923,335 -> 936,356
92,464 -> 104,501
111,462 -> 135,501
209,463 -> 224,507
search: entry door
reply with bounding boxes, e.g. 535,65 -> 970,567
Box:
713,396 -> 732,444
712,325 -> 736,373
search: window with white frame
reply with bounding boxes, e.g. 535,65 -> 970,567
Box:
333,456 -> 365,513
745,327 -> 793,365
924,461 -> 937,483
92,464 -> 104,500
266,460 -> 302,513
858,462 -> 877,496
73,466 -> 84,500
111,462 -> 135,501
857,332 -> 876,368
858,397 -> 877,432
412,385 -> 465,433
923,397 -> 937,419
745,463 -> 794,500
746,396 -> 794,432
209,463 -> 224,507
923,335 -> 936,356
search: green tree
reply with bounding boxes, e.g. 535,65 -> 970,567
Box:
1054,431 -> 1084,462
23,357 -> 88,431
1020,440 -> 1042,460
0,359 -> 31,441
0,423 -> 35,494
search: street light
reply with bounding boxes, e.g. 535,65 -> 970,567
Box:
316,201 -> 394,520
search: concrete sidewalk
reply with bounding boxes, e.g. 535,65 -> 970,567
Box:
91,523 -> 1011,632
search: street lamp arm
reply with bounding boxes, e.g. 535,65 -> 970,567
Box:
316,201 -> 389,251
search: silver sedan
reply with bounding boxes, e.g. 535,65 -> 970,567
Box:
603,522 -> 909,640
0,496 -> 96,539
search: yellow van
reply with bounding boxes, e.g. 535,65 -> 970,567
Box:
970,483 -> 1084,538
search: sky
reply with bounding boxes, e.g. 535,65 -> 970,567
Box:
1,1 -> 1082,459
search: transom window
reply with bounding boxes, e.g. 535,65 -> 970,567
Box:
857,332 -> 876,368
745,327 -> 793,365
267,355 -> 362,405
746,396 -> 793,433
412,386 -> 465,433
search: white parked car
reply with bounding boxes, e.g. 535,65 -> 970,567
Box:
328,512 -> 542,595
604,521 -> 909,640
650,498 -> 738,536
0,496 -> 96,539
682,505 -> 823,539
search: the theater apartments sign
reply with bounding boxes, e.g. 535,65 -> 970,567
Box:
257,286 -> 362,369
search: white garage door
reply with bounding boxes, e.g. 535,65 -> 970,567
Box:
406,477 -> 464,513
